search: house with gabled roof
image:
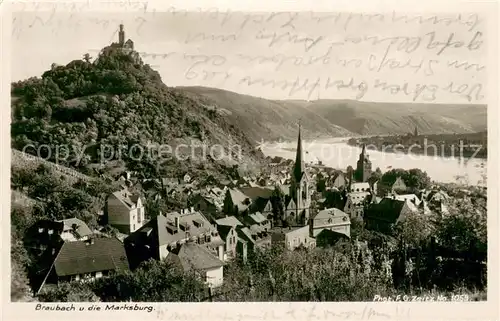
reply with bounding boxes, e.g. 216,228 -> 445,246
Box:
328,172 -> 347,189
245,212 -> 271,232
240,186 -> 275,216
168,242 -> 225,288
223,188 -> 251,216
57,218 -> 93,242
124,209 -> 225,269
364,197 -> 417,234
394,194 -> 421,206
215,216 -> 247,262
106,188 -> 145,234
236,225 -> 271,253
271,226 -> 316,251
215,216 -> 243,228
36,237 -> 129,294
24,218 -> 94,258
189,193 -> 219,219
310,208 -> 351,238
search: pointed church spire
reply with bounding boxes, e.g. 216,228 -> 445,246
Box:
360,143 -> 367,160
414,126 -> 418,137
293,120 -> 305,183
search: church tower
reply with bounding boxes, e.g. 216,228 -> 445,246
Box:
289,122 -> 311,225
355,144 -> 372,182
414,126 -> 418,137
119,24 -> 125,46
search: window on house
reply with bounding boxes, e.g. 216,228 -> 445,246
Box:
38,228 -> 44,233
48,229 -> 54,235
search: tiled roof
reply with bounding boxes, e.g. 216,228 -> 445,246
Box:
249,212 -> 267,224
350,182 -> 370,192
237,227 -> 255,244
53,237 -> 129,276
227,188 -> 250,212
227,188 -> 249,203
111,188 -> 142,209
273,225 -> 309,236
160,212 -> 216,246
128,211 -> 221,248
365,198 -> 407,223
250,224 -> 264,234
175,243 -> 224,271
313,208 -> 348,220
394,194 -> 421,205
240,186 -> 274,201
215,216 -> 243,227
276,184 -> 290,196
57,218 -> 93,238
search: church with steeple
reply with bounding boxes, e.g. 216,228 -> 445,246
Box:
287,123 -> 311,225
355,144 -> 372,182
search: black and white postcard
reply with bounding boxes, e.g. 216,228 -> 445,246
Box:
2,0 -> 498,320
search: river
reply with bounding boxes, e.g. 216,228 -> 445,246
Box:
260,138 -> 487,186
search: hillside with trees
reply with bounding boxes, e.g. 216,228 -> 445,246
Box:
11,49 -> 265,181
178,86 -> 487,141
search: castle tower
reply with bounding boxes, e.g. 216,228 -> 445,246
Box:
119,24 -> 125,46
355,144 -> 372,182
289,121 -> 311,225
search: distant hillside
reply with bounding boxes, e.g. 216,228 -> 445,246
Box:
11,49 -> 264,180
178,86 -> 487,140
176,86 -> 354,142
307,100 -> 487,136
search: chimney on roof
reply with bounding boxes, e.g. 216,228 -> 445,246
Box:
175,216 -> 180,229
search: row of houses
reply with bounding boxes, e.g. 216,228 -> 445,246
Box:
30,199 -> 353,294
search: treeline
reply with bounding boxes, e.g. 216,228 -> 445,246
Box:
10,164 -> 115,300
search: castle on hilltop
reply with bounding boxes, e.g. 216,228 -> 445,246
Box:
99,24 -> 140,62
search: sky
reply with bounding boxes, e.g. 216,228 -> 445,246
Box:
11,10 -> 487,103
